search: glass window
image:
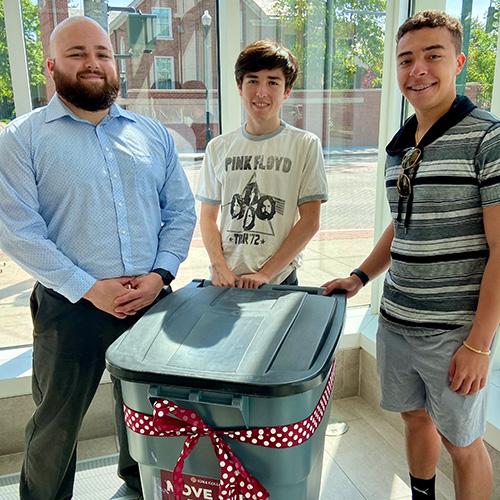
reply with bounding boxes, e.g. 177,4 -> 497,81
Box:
240,0 -> 387,306
0,1 -> 14,122
455,0 -> 498,111
154,56 -> 175,89
412,0 -> 498,111
0,0 -> 45,120
119,36 -> 127,74
152,7 -> 173,39
109,0 -> 219,150
0,0 -> 38,348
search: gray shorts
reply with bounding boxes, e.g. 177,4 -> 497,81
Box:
376,320 -> 489,447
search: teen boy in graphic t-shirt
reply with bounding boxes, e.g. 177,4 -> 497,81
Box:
196,40 -> 328,288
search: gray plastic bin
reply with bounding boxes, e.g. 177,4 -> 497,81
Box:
106,281 -> 346,500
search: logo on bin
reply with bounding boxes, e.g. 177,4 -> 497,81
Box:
160,470 -> 220,499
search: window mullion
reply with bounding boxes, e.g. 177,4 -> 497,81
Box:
217,0 -> 241,133
370,0 -> 409,312
4,0 -> 32,116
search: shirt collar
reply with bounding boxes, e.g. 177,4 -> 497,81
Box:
45,94 -> 137,124
241,120 -> 287,141
109,102 -> 137,122
386,95 -> 476,156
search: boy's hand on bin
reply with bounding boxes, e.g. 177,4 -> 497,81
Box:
114,273 -> 164,315
322,276 -> 362,298
237,271 -> 271,289
211,263 -> 239,287
84,277 -> 134,319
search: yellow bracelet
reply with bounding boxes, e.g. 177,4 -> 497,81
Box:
462,340 -> 491,356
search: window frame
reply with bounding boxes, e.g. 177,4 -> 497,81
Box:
152,7 -> 174,41
153,55 -> 175,89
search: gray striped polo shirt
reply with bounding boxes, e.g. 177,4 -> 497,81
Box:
380,96 -> 500,334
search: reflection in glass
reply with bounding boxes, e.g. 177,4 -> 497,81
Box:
8,0 -> 220,153
152,7 -> 173,39
109,0 -> 219,153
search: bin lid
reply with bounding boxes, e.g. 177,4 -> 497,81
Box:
106,282 -> 346,397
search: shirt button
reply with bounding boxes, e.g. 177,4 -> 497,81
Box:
118,202 -> 123,207
113,174 -> 118,178
121,230 -> 126,235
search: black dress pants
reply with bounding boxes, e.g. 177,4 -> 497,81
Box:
19,283 -> 166,500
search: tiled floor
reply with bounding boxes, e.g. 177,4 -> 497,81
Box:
0,455 -> 141,500
0,396 -> 461,500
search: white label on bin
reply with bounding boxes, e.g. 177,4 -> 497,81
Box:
160,470 -> 220,500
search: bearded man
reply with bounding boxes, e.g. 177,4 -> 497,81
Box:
0,16 -> 196,500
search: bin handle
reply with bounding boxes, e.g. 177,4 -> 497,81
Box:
197,279 -> 331,296
148,386 -> 251,427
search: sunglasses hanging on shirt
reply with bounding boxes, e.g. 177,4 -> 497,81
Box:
396,146 -> 422,232
396,147 -> 422,198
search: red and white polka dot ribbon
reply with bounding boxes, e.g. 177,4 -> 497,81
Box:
124,363 -> 335,500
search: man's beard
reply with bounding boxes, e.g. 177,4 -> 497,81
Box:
53,67 -> 120,112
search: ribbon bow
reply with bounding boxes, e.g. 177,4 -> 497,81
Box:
124,364 -> 335,500
126,401 -> 269,500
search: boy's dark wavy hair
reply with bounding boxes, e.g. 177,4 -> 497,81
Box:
397,10 -> 463,53
235,40 -> 299,89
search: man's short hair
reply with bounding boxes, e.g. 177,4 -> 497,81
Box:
235,40 -> 298,90
396,10 -> 463,54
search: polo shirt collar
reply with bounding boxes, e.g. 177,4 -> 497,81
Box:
386,95 -> 476,156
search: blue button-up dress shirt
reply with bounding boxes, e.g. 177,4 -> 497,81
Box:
0,95 -> 196,303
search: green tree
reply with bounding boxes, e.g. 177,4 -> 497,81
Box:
0,0 -> 45,120
272,0 -> 386,90
466,5 -> 498,109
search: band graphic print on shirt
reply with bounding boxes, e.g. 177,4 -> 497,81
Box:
195,122 -> 328,283
225,173 -> 285,245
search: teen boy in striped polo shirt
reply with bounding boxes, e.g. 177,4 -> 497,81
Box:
322,11 -> 499,500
